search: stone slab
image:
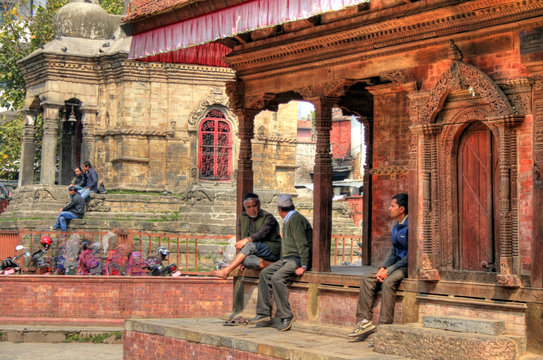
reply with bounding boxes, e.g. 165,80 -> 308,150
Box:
373,324 -> 523,360
422,315 -> 505,335
124,318 -> 408,360
0,325 -> 123,344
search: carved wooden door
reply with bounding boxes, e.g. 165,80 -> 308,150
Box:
458,121 -> 499,271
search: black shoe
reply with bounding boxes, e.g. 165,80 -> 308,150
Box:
249,314 -> 271,324
278,316 -> 295,331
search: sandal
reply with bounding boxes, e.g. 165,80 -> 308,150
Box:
223,316 -> 249,326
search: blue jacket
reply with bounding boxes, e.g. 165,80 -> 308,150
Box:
86,168 -> 99,192
382,215 -> 408,275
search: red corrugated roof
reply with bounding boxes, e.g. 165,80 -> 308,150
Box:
124,0 -> 194,23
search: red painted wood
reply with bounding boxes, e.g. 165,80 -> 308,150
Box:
458,122 -> 495,271
198,110 -> 232,181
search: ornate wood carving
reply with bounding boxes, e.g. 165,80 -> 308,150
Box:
418,61 -> 513,124
245,93 -> 276,110
311,96 -> 337,272
411,56 -> 524,285
382,70 -> 409,85
297,79 -> 355,100
531,80 -> 543,287
225,1 -> 543,76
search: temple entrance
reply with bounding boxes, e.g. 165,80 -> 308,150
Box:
59,99 -> 83,185
457,121 -> 499,271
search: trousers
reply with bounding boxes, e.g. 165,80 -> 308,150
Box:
356,267 -> 407,324
256,258 -> 299,319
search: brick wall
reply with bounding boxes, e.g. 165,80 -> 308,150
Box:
342,196 -> 363,225
123,331 -> 278,360
242,281 -> 403,328
370,88 -> 410,265
0,276 -> 232,325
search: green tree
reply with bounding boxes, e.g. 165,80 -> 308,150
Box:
0,116 -> 23,179
0,0 -> 123,179
99,0 -> 124,16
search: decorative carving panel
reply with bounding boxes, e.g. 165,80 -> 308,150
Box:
411,58 -> 524,286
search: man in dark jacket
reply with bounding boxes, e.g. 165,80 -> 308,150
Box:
83,161 -> 99,194
71,167 -> 90,200
212,193 -> 281,279
52,186 -> 85,232
348,193 -> 408,338
250,194 -> 312,332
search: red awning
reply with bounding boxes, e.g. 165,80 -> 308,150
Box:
129,0 -> 368,66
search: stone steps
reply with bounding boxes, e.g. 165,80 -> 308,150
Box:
124,318 -> 408,360
373,320 -> 527,360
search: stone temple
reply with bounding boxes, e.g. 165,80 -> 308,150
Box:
6,0 -> 361,235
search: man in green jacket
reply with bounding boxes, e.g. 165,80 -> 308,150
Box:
250,194 -> 312,331
212,193 -> 281,279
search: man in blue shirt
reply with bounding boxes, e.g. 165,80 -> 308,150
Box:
83,161 -> 99,194
348,193 -> 408,338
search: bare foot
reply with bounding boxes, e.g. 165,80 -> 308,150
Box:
260,259 -> 275,269
211,269 -> 228,279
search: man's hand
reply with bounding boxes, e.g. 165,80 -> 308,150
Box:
295,267 -> 306,276
59,208 -> 63,212
374,267 -> 388,282
235,238 -> 250,250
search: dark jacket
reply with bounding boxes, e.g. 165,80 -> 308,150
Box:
86,168 -> 99,192
281,211 -> 312,268
382,215 -> 408,275
238,210 -> 281,256
62,192 -> 85,218
72,173 -> 87,189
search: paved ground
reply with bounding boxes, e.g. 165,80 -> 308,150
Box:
1,342 -> 123,360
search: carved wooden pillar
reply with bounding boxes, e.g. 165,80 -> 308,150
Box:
532,80 -> 543,288
40,104 -> 61,185
412,124 -> 441,280
226,80 -> 252,225
360,116 -> 373,266
235,109 -> 258,219
81,108 -> 97,165
488,115 -> 523,287
308,96 -> 337,272
18,109 -> 38,186
407,127 -> 418,278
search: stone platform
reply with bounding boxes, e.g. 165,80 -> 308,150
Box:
123,318 -> 407,360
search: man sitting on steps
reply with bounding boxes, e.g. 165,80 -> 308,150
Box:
348,193 -> 409,339
212,192 -> 281,279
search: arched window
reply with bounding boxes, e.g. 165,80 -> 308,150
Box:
199,110 -> 232,181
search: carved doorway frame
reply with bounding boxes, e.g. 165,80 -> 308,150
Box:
410,60 -> 524,287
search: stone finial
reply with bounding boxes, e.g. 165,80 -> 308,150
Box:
448,39 -> 463,61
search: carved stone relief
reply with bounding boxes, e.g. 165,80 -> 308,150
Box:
187,88 -> 235,131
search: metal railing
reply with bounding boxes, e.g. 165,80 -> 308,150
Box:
0,229 -> 363,271
2,229 -> 234,274
331,235 -> 363,266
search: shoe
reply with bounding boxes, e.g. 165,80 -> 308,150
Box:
249,314 -> 271,324
347,319 -> 375,337
278,316 -> 295,331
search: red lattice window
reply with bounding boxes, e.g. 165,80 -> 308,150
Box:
199,110 -> 232,181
